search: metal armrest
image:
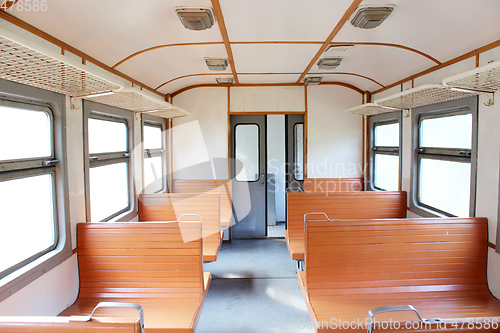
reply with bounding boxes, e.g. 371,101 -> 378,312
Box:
303,212 -> 335,231
70,302 -> 145,333
367,305 -> 443,333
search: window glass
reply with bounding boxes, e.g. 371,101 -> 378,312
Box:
374,122 -> 399,147
88,118 -> 127,154
419,159 -> 471,217
235,124 -> 259,182
144,125 -> 162,150
374,154 -> 399,191
0,174 -> 55,273
89,163 -> 129,221
420,114 -> 472,149
0,106 -> 51,161
294,123 -> 304,181
144,156 -> 163,193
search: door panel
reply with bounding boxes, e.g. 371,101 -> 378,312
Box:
230,115 -> 266,239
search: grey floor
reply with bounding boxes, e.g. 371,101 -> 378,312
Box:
198,238 -> 314,333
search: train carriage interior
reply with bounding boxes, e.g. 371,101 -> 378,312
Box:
1,0 -> 500,332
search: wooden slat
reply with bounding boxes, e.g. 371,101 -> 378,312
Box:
299,217 -> 500,332
285,191 -> 407,260
0,316 -> 141,333
303,178 -> 363,192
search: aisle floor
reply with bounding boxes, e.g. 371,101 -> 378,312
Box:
197,238 -> 314,333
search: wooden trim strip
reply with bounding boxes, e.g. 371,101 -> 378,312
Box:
0,11 -> 165,98
72,248 -> 78,255
211,0 -> 239,84
296,0 -> 363,84
113,41 -> 439,69
304,85 -> 308,178
112,42 -> 224,69
372,38 -> 500,95
171,81 -> 364,98
229,111 -> 307,115
488,242 -> 496,250
156,72 -> 384,92
0,0 -> 18,11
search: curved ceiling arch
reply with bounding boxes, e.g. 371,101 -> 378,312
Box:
156,72 -> 384,91
170,81 -> 365,98
113,41 -> 441,70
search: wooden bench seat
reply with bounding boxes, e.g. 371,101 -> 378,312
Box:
303,178 -> 364,192
300,217 -> 500,332
285,191 -> 407,260
138,191 -> 222,262
61,221 -> 210,333
0,316 -> 141,332
172,179 -> 233,228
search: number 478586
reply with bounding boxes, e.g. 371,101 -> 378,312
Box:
1,0 -> 48,12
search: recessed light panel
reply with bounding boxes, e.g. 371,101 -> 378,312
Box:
175,7 -> 215,31
205,58 -> 229,71
350,5 -> 395,29
317,57 -> 343,70
216,77 -> 234,84
303,77 -> 323,85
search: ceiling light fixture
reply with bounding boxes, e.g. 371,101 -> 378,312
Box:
175,7 -> 215,31
317,57 -> 343,70
205,58 -> 229,71
303,76 -> 323,85
216,77 -> 234,84
350,5 -> 395,29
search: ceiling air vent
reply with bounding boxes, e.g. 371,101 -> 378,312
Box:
350,5 -> 395,29
205,57 -> 229,71
175,7 -> 215,31
303,76 -> 322,85
325,44 -> 355,54
216,77 -> 234,84
317,57 -> 343,70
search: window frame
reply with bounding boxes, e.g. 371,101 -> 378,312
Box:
83,100 -> 135,222
142,114 -> 167,194
410,96 -> 478,218
0,78 -> 71,301
368,111 -> 402,191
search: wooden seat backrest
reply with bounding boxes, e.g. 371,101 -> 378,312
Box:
287,191 -> 407,243
138,191 -> 220,238
305,217 -> 488,297
303,178 -> 363,192
0,316 -> 141,333
77,221 -> 203,300
172,179 -> 233,226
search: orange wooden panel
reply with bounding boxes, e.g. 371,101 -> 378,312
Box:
286,191 -> 407,260
172,179 -> 233,227
0,316 -> 141,333
64,221 -> 208,333
299,217 -> 500,333
303,178 -> 364,192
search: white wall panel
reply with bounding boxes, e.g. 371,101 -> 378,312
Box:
230,86 -> 305,112
307,85 -> 363,178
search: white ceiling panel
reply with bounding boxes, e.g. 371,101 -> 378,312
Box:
10,0 -> 223,67
219,0 -> 354,42
238,74 -> 301,84
232,44 -> 320,73
335,0 -> 500,63
117,44 -> 229,89
309,45 -> 436,87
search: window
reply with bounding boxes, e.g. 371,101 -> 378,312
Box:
293,123 -> 304,181
369,111 -> 402,191
235,124 -> 259,182
411,97 -> 477,217
85,101 -> 134,222
142,115 -> 167,194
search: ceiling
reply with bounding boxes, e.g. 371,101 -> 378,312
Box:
6,0 -> 500,96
